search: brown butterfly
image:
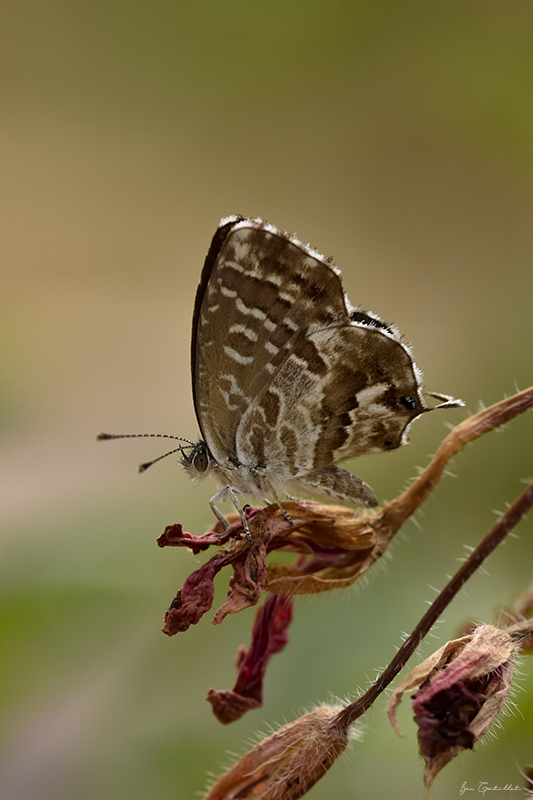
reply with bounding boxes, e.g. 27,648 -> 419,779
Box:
99,216 -> 462,537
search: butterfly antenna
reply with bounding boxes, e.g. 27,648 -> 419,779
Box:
96,432 -> 196,472
138,447 -> 187,472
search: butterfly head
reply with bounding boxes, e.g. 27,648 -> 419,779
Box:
96,432 -> 214,476
180,440 -> 213,481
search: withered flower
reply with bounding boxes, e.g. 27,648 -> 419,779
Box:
158,500 -> 381,720
387,624 -> 518,787
203,704 -> 350,800
158,498 -> 388,636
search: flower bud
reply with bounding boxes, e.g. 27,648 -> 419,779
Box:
204,705 -> 350,799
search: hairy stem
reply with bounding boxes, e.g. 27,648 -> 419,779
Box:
335,477 -> 533,729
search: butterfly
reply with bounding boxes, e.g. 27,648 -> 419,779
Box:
99,216 -> 463,538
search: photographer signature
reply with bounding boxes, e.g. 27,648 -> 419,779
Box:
460,782 -> 521,796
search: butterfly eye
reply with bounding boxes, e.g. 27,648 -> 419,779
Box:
192,449 -> 209,473
400,395 -> 417,411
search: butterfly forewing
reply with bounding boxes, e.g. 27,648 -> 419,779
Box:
192,219 -> 352,467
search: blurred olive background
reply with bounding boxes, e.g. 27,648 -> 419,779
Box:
1,2 -> 532,798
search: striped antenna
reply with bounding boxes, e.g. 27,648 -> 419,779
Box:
96,432 -> 196,472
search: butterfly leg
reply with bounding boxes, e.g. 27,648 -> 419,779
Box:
209,486 -> 254,544
290,465 -> 378,508
261,477 -> 293,526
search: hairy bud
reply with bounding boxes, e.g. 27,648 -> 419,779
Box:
387,624 -> 518,787
204,705 -> 351,800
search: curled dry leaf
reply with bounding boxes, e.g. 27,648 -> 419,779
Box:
387,624 -> 517,787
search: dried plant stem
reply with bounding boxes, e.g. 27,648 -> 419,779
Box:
376,386 -> 533,536
335,477 -> 533,729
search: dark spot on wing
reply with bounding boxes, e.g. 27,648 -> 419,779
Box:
261,390 -> 281,425
296,338 -> 328,376
350,310 -> 393,334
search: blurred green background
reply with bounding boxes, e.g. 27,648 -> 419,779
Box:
1,2 -> 532,798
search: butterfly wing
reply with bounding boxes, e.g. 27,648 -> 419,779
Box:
191,217 -> 354,467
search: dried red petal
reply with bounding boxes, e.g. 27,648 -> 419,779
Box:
161,508 -> 274,635
413,677 -> 484,752
205,688 -> 261,724
162,557 -> 222,635
207,594 -> 293,723
157,522 -> 220,553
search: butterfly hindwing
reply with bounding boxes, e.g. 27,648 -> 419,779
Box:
235,320 -> 427,484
